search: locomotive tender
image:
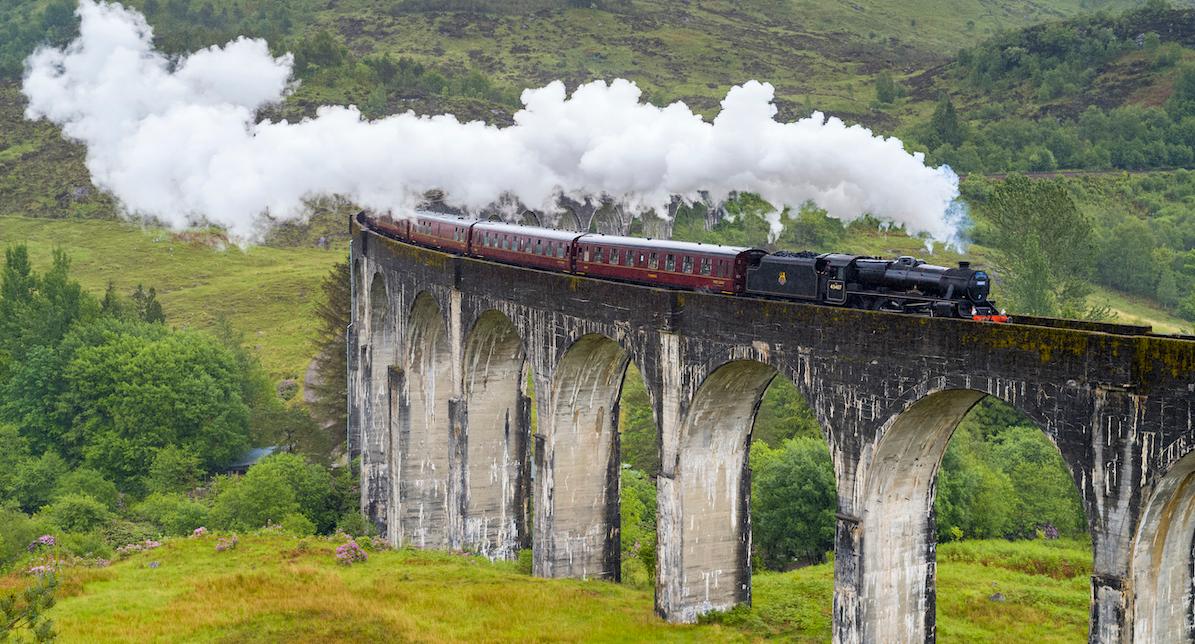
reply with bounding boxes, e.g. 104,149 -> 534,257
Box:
358,210 -> 1008,323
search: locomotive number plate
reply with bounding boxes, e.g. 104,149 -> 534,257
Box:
827,280 -> 846,303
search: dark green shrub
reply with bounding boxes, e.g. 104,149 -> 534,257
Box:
41,493 -> 111,533
336,512 -> 376,538
132,493 -> 208,536
54,468 -> 120,510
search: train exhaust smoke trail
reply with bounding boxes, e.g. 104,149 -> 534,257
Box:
24,0 -> 965,245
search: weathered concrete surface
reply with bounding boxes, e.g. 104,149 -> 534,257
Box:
348,218 -> 1195,642
1131,449 -> 1195,642
657,360 -> 775,621
859,389 -> 985,643
536,334 -> 626,580
461,310 -> 528,559
395,293 -> 453,548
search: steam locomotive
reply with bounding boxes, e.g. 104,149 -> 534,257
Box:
358,211 -> 1008,323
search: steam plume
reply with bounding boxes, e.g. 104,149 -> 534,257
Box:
24,0 -> 964,244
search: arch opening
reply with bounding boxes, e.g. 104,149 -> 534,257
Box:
1132,449 -> 1195,643
545,207 -> 582,232
392,292 -> 453,549
616,361 -> 662,588
517,209 -> 542,227
589,202 -> 626,235
461,310 -> 530,560
862,391 -> 1092,642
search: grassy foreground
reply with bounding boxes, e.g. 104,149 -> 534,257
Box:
3,535 -> 1092,642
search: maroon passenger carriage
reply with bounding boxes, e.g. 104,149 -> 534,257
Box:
470,220 -> 580,272
408,211 -> 472,254
574,235 -> 764,294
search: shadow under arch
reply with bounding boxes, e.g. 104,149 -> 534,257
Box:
461,309 -> 530,560
1131,448 -> 1195,642
536,333 -> 633,580
392,291 -> 453,549
658,359 -> 781,622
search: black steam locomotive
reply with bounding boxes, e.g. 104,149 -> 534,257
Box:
745,251 -> 1007,321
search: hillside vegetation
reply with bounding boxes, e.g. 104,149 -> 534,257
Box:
1,533 -> 1093,642
1,215 -> 341,380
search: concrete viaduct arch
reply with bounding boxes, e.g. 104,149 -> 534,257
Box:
348,220 -> 1195,642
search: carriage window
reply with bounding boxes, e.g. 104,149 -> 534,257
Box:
665,254 -> 675,271
701,257 -> 711,275
625,250 -> 634,266
682,256 -> 693,273
583,247 -> 591,262
557,244 -> 565,258
535,239 -> 542,255
594,247 -> 603,263
649,252 -> 658,269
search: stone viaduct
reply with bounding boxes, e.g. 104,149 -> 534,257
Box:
347,217 -> 1195,642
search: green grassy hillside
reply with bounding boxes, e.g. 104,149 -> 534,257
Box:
1,215 -> 342,380
2,533 -> 1092,642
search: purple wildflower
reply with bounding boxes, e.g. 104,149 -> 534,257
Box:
26,564 -> 54,577
27,535 -> 55,553
1042,523 -> 1060,540
335,540 -> 368,566
191,527 -> 208,538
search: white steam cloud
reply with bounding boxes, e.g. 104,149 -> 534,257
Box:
24,0 -> 964,244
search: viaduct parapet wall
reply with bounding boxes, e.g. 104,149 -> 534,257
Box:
348,219 -> 1195,643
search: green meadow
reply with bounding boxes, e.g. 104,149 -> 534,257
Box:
1,534 -> 1092,642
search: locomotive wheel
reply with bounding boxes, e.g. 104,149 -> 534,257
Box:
871,298 -> 905,313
